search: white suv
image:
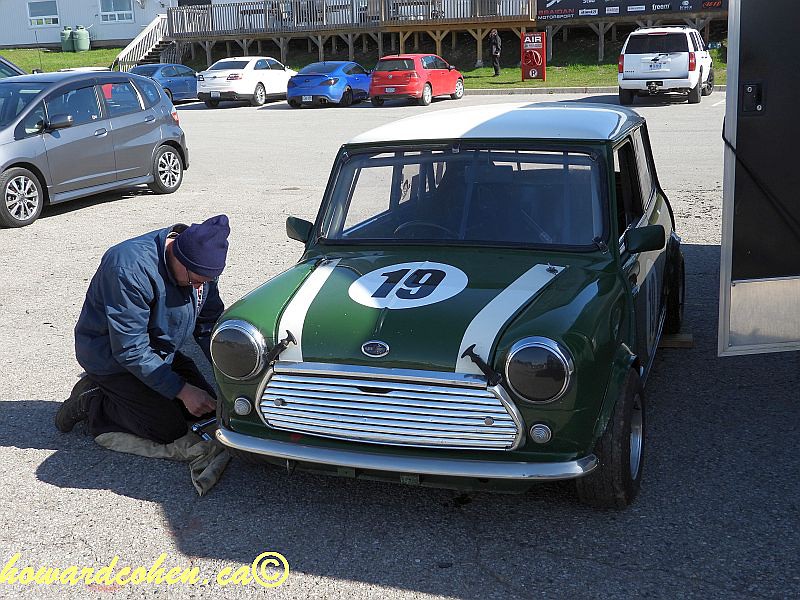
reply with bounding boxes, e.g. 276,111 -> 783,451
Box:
618,27 -> 714,105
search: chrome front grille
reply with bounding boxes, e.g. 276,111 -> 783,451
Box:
258,362 -> 523,451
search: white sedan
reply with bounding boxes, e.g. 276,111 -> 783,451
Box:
197,56 -> 297,108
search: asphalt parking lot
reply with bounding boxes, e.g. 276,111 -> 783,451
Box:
1,92 -> 798,599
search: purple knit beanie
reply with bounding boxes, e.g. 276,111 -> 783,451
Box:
173,214 -> 230,278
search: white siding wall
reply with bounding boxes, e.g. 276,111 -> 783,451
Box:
0,0 -> 178,47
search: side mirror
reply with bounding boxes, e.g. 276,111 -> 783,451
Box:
624,224 -> 665,254
286,216 -> 313,243
448,65 -> 455,71
46,114 -> 74,131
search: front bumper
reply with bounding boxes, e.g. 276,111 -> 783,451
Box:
217,425 -> 598,481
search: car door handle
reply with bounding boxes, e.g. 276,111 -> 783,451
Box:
94,128 -> 107,137
144,115 -> 155,122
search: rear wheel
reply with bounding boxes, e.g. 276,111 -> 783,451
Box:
688,77 -> 702,104
418,83 -> 432,106
288,98 -> 301,108
451,79 -> 464,100
370,96 -> 384,107
340,87 -> 353,107
251,83 -> 266,107
664,251 -> 685,334
702,69 -> 715,96
576,369 -> 645,509
0,167 -> 44,228
204,98 -> 219,108
619,87 -> 635,106
148,145 -> 183,194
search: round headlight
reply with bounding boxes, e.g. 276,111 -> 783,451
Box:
505,337 -> 574,403
210,320 -> 267,380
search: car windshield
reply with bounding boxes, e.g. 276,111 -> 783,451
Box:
375,59 -> 415,71
626,33 -> 689,54
131,65 -> 160,76
0,81 -> 47,129
321,148 -> 604,248
299,62 -> 340,74
209,60 -> 250,71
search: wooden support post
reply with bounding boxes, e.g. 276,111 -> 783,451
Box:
399,31 -> 412,54
332,35 -> 337,53
414,31 -> 419,50
190,42 -> 196,60
391,32 -> 397,52
256,40 -> 262,54
588,22 -> 613,63
611,23 -> 617,42
466,29 -> 487,67
203,41 -> 214,68
308,38 -> 313,52
377,32 -> 383,58
427,31 -> 445,58
546,25 -> 562,62
704,20 -> 710,43
311,35 -> 328,62
362,33 -> 368,53
451,30 -> 457,50
563,27 -> 568,42
238,39 -> 249,55
344,33 -> 354,61
225,41 -> 231,57
270,37 -> 289,65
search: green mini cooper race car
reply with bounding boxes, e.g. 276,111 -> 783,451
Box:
210,102 -> 684,508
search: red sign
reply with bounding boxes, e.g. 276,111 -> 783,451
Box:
521,32 -> 547,81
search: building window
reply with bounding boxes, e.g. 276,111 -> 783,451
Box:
100,0 -> 134,22
28,1 -> 59,27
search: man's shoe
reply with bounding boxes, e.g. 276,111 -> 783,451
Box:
55,377 -> 98,433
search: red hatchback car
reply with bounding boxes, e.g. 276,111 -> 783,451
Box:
369,54 -> 464,106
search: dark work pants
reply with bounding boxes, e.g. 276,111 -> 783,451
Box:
492,54 -> 501,75
86,352 -> 216,444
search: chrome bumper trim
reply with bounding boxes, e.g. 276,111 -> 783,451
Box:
217,426 -> 598,481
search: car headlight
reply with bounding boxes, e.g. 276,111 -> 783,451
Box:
210,320 -> 267,380
504,337 -> 574,403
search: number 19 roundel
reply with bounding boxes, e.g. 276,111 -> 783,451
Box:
348,262 -> 468,309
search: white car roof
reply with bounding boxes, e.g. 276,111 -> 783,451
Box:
630,26 -> 694,35
347,102 -> 643,145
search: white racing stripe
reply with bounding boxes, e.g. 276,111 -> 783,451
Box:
455,264 -> 565,374
277,258 -> 341,362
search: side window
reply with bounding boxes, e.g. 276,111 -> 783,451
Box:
269,60 -> 285,71
177,66 -> 195,77
351,65 -> 366,75
254,59 -> 268,70
632,128 -> 654,206
422,57 -> 434,70
134,77 -> 162,108
436,58 -> 448,70
16,102 -> 46,138
46,86 -> 101,126
104,81 -> 143,117
161,66 -> 178,78
613,139 -> 645,240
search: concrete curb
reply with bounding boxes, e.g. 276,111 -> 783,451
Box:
466,85 -> 726,95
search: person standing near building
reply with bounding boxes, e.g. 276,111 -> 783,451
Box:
489,29 -> 502,76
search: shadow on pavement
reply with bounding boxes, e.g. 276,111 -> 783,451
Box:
3,243 -> 798,598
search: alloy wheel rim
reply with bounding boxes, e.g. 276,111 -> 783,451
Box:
158,151 -> 181,188
629,393 -> 643,479
424,86 -> 432,103
257,86 -> 265,103
456,81 -> 463,97
5,175 -> 39,221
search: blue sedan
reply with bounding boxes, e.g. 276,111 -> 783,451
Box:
287,61 -> 370,108
130,63 -> 197,102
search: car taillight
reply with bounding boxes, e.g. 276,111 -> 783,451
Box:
227,73 -> 242,80
171,108 -> 179,125
321,78 -> 338,86
287,79 -> 296,88
618,55 -> 624,73
197,74 -> 204,81
409,72 -> 419,79
689,52 -> 696,71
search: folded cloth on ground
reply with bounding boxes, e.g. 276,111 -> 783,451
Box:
94,430 -> 231,496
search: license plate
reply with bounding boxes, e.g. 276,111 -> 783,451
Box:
385,87 -> 395,93
649,63 -> 664,70
302,95 -> 312,102
210,91 -> 220,98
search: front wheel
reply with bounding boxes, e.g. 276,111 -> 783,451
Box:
451,79 -> 464,100
702,69 -> 715,96
370,96 -> 384,107
619,87 -> 635,106
418,83 -> 432,106
204,98 -> 219,108
148,145 -> 183,194
0,167 -> 44,228
251,83 -> 267,107
576,369 -> 645,509
339,87 -> 353,107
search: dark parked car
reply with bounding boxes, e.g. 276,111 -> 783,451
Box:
0,55 -> 25,80
130,63 -> 198,102
0,71 -> 188,228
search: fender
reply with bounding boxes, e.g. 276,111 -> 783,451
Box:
591,342 -> 638,445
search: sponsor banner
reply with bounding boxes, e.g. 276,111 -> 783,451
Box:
537,0 -> 726,20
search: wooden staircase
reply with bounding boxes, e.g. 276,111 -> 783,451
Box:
112,14 -> 171,71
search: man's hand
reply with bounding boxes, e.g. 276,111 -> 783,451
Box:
177,383 -> 217,417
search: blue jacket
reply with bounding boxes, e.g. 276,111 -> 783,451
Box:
75,225 -> 225,399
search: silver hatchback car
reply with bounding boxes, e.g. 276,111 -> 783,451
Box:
0,71 -> 189,227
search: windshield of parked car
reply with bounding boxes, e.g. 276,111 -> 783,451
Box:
0,82 -> 47,129
299,62 -> 340,74
131,65 -> 160,77
321,148 -> 605,248
0,61 -> 23,79
374,59 -> 415,71
626,33 -> 689,54
209,60 -> 250,71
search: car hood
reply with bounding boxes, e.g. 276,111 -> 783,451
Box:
225,247 -> 613,375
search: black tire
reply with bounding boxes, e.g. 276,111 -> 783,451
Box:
340,87 -> 353,107
451,78 -> 464,100
688,77 -> 702,104
164,88 -> 173,102
204,98 -> 219,108
370,96 -> 384,107
576,369 -> 645,509
664,251 -> 685,334
702,68 -> 715,96
0,167 -> 44,228
288,98 -> 301,108
619,88 -> 635,106
148,145 -> 183,194
251,83 -> 266,107
418,83 -> 433,106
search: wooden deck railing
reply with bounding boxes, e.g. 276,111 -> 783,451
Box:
167,0 -> 535,38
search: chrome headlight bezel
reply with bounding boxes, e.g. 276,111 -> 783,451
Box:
210,320 -> 268,380
504,336 -> 575,404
